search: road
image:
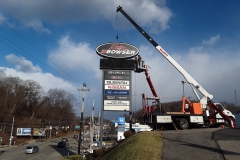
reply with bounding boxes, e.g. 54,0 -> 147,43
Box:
0,135 -> 80,160
0,134 -> 113,160
161,127 -> 240,160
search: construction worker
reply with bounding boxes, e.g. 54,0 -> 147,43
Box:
134,56 -> 138,69
134,56 -> 138,63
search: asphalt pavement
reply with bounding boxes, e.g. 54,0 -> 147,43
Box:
212,127 -> 240,160
161,127 -> 240,160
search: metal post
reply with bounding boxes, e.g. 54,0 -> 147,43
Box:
129,112 -> 132,131
99,70 -> 104,149
9,117 -> 14,146
78,83 -> 90,155
129,71 -> 132,131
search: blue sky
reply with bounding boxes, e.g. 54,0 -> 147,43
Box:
0,0 -> 240,120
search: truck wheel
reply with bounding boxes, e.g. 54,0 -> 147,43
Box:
178,118 -> 189,130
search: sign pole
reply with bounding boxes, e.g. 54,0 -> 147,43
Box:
130,71 -> 132,131
100,70 -> 104,148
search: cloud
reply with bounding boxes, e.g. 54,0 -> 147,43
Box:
132,44 -> 240,104
24,19 -> 51,34
0,0 -> 172,33
5,54 -> 42,73
0,11 -> 16,28
0,11 -> 6,24
1,41 -> 240,117
202,34 -> 220,46
48,35 -> 100,79
0,67 -> 76,94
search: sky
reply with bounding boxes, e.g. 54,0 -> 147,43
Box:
0,0 -> 240,121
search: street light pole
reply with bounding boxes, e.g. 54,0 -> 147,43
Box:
78,83 -> 90,155
181,81 -> 186,97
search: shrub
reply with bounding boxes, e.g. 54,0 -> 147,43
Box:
124,130 -> 133,138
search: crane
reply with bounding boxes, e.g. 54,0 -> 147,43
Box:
117,5 -> 235,128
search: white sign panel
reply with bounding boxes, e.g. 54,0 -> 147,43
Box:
105,80 -> 129,85
104,85 -> 129,90
104,105 -> 130,111
104,100 -> 129,106
16,128 -> 31,136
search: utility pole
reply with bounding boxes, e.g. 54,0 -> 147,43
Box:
9,117 -> 14,146
90,99 -> 95,157
78,83 -> 90,155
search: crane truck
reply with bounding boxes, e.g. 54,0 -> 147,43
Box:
116,6 -> 236,130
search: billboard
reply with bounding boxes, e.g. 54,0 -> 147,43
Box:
16,128 -> 31,136
103,70 -> 131,111
33,128 -> 46,136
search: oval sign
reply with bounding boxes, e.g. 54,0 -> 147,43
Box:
96,42 -> 139,59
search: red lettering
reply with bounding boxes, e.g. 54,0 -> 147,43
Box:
159,48 -> 168,57
107,86 -> 126,89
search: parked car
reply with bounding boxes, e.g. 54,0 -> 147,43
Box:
62,138 -> 69,147
25,146 -> 39,154
58,138 -> 69,148
58,141 -> 67,148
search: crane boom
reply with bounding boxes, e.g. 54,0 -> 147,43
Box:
116,6 -> 212,103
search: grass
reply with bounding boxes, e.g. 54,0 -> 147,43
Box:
97,131 -> 163,160
60,131 -> 163,160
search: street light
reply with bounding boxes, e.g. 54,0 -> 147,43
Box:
181,81 -> 186,97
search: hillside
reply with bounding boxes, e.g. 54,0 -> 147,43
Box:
97,131 -> 163,160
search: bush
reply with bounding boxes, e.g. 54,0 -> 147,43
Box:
124,130 -> 133,138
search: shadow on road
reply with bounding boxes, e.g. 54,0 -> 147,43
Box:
162,136 -> 240,156
49,144 -> 76,157
211,128 -> 240,141
0,150 -> 6,155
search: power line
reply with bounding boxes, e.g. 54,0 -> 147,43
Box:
0,18 -> 82,86
0,34 -> 80,87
